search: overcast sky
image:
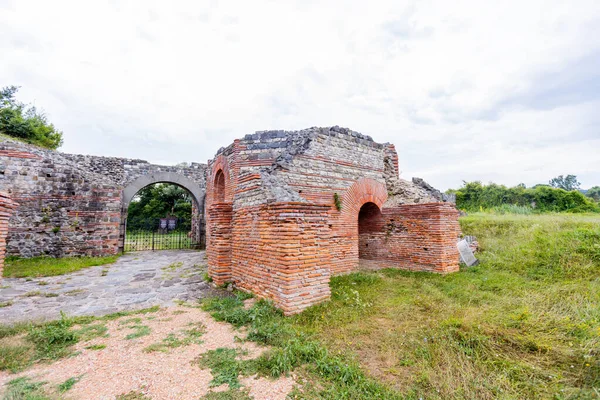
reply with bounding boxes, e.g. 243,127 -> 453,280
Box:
1,0 -> 599,190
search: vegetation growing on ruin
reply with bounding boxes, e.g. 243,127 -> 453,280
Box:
3,255 -> 120,278
0,86 -> 63,150
204,213 -> 600,399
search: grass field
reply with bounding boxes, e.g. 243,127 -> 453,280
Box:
3,255 -> 120,278
203,213 -> 600,399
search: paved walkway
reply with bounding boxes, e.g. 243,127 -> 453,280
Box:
0,250 -> 215,324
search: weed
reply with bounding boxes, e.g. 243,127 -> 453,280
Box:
22,291 -> 41,297
119,318 -> 142,326
201,388 -> 252,399
0,301 -> 13,308
2,377 -> 50,400
38,281 -> 49,286
73,324 -> 108,341
125,325 -> 151,340
27,312 -> 77,361
116,391 -> 151,400
85,344 -> 107,351
143,323 -> 205,353
197,348 -> 247,389
0,342 -> 34,373
58,375 -> 82,392
64,289 -> 85,296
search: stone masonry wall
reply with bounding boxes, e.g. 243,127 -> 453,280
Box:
0,138 -> 206,258
0,192 -> 17,278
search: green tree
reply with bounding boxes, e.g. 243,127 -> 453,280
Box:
0,86 -> 63,149
549,175 -> 580,191
586,186 -> 600,202
126,183 -> 193,231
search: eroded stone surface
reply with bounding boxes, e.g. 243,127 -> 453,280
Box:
0,250 -> 214,323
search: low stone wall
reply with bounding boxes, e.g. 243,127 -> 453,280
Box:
359,203 -> 461,273
0,192 -> 17,278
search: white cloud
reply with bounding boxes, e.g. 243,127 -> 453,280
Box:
1,0 -> 599,190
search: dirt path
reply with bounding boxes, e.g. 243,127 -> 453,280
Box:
0,305 -> 295,399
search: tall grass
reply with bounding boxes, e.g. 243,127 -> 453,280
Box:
203,213 -> 600,399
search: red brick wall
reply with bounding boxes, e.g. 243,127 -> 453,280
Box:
330,178 -> 389,275
207,203 -> 233,285
0,192 -> 18,278
358,203 -> 461,273
231,202 -> 331,315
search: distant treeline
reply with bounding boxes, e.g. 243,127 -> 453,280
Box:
449,181 -> 600,213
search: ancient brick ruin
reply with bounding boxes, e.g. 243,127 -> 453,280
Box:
205,127 -> 461,314
0,127 -> 461,314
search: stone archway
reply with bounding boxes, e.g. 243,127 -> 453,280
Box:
119,172 -> 206,253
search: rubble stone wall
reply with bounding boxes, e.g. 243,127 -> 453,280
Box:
0,139 -> 206,257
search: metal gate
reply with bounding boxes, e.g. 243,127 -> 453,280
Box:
124,217 -> 200,252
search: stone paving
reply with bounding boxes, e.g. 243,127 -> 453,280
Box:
0,250 -> 216,324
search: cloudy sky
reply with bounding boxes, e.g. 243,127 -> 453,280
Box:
1,0 -> 599,190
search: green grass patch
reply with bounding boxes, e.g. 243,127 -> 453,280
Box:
125,325 -> 151,340
2,377 -> 51,400
0,301 -> 13,308
85,344 -> 106,351
116,392 -> 151,400
73,324 -> 108,341
4,255 -> 120,278
58,375 -> 82,393
143,323 -> 205,353
197,348 -> 251,389
201,388 -> 252,399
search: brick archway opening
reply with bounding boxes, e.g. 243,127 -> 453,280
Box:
358,202 -> 384,261
214,169 -> 225,203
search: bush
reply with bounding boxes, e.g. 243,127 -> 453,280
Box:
0,86 -> 63,149
453,181 -> 599,213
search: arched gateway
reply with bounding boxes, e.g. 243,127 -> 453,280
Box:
0,137 -> 207,258
119,172 -> 206,252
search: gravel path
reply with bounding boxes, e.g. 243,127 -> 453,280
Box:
0,250 -> 217,324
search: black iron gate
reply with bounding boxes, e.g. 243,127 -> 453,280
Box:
125,217 -> 200,252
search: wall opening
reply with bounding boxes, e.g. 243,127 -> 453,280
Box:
124,182 -> 201,251
358,202 -> 384,260
214,169 -> 225,203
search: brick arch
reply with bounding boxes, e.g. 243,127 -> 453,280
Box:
208,155 -> 233,205
331,178 -> 388,274
341,178 -> 388,218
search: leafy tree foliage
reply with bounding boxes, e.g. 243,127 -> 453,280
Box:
453,181 -> 599,213
586,186 -> 600,202
0,86 -> 63,149
549,174 -> 581,191
126,183 -> 193,231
